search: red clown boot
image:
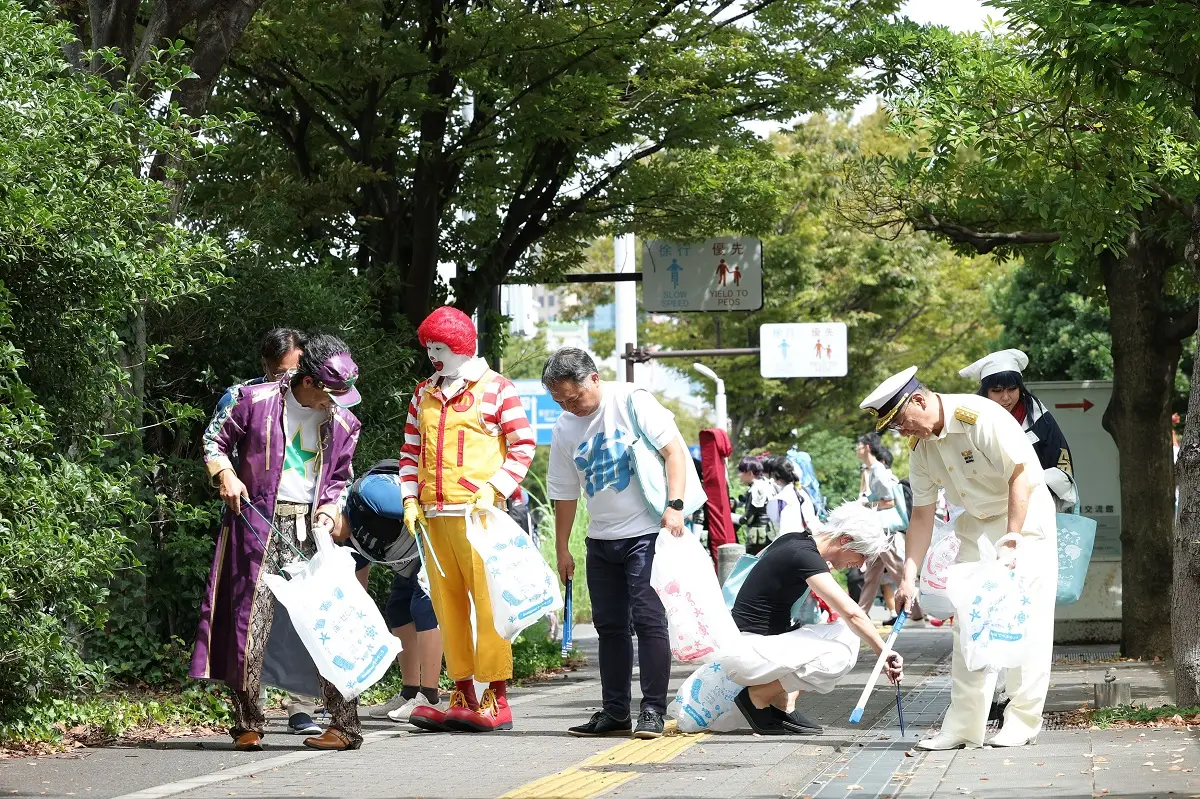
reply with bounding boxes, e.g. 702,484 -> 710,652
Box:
410,679 -> 476,733
445,680 -> 513,732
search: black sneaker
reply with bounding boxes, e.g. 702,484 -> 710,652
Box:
770,706 -> 823,734
633,709 -> 665,739
734,688 -> 786,735
568,710 -> 633,738
988,697 -> 1010,722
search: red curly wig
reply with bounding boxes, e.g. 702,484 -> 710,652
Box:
417,306 -> 477,356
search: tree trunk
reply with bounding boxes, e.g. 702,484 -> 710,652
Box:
1101,234 -> 1180,659
1173,199 -> 1200,705
1175,308 -> 1200,704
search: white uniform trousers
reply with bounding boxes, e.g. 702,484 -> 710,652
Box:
941,484 -> 1057,745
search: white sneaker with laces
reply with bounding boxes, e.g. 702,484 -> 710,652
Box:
388,694 -> 437,723
915,732 -> 979,751
368,691 -> 410,719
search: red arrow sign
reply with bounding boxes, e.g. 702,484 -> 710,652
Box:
1055,399 -> 1094,412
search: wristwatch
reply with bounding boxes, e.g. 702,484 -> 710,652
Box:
667,498 -> 685,511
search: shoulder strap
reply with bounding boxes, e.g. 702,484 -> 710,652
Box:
626,388 -> 649,442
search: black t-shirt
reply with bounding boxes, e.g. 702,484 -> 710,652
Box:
731,532 -> 829,635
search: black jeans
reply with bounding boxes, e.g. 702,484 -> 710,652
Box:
586,533 -> 671,718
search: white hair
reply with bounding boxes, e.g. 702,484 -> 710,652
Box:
817,501 -> 890,562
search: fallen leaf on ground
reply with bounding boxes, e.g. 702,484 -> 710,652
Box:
846,785 -> 864,791
1144,762 -> 1155,766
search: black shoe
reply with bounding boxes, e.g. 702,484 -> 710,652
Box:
734,689 -> 786,735
988,698 -> 1010,722
883,616 -> 900,627
633,709 -> 665,739
568,710 -> 633,738
769,705 -> 823,735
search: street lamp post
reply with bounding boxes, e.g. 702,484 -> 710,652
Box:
693,363 -> 727,432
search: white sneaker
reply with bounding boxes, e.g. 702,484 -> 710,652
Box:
368,691 -> 410,719
987,727 -> 1038,747
387,694 -> 437,723
915,732 -> 978,751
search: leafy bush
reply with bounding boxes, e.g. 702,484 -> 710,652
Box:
0,3 -> 226,736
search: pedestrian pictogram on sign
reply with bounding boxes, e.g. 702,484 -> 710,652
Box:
642,237 -> 763,312
760,322 -> 847,378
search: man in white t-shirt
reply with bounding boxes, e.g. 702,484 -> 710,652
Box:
543,348 -> 691,740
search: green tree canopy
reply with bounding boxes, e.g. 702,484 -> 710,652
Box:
190,0 -> 903,332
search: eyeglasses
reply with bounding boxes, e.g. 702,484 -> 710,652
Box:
884,399 -> 912,431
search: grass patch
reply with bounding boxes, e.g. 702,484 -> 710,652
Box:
1090,704 -> 1200,728
1,682 -> 232,753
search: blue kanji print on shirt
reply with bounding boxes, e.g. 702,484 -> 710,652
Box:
574,430 -> 631,497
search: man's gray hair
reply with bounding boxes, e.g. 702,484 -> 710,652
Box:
541,347 -> 598,389
818,501 -> 890,562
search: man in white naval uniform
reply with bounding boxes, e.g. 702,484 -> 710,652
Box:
859,366 -> 1057,750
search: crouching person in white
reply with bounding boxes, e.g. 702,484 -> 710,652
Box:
720,502 -> 904,735
860,366 -> 1057,750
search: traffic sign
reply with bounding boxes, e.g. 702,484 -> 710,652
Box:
759,323 -> 847,378
512,379 -> 564,446
642,237 -> 763,313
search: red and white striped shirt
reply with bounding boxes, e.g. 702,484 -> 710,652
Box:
399,357 -> 535,502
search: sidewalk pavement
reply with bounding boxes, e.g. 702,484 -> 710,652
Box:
2,623 -> 1195,799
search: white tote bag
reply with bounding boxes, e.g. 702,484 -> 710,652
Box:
669,661 -> 747,733
262,525 -> 402,701
649,530 -> 742,663
919,516 -> 960,620
945,535 -> 1036,672
465,504 -> 563,641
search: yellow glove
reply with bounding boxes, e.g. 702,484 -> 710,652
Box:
403,497 -> 426,536
469,482 -> 497,511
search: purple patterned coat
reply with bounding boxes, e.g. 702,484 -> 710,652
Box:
189,376 -> 361,691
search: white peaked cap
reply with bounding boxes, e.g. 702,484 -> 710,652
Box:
959,349 -> 1029,382
859,366 -> 919,431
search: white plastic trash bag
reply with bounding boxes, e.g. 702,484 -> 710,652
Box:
919,517 -> 960,619
945,535 -> 1036,672
262,526 -> 402,701
669,661 -> 746,733
650,529 -> 742,663
466,504 -> 563,641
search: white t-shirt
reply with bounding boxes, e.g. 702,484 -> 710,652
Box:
767,482 -> 818,535
547,384 -> 680,540
277,390 -> 327,504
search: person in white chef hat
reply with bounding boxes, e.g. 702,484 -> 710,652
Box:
959,349 -> 1077,512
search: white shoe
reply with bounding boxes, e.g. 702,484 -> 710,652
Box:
915,732 -> 978,751
368,691 -> 410,719
987,727 -> 1038,747
387,694 -> 437,723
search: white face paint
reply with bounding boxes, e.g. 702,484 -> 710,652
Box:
426,341 -> 471,378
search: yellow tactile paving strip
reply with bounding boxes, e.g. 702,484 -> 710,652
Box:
499,727 -> 710,799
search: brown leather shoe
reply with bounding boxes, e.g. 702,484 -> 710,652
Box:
234,732 -> 263,751
303,728 -> 361,751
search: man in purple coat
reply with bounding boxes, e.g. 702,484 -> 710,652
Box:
191,333 -> 365,752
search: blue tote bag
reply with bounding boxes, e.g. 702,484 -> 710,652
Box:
626,390 -> 706,517
720,537 -> 812,624
1055,505 -> 1097,605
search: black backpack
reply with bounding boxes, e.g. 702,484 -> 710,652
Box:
347,459 -> 417,574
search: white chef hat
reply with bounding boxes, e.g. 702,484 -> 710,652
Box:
958,349 -> 1030,383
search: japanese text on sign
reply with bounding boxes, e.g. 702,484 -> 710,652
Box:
642,237 -> 763,313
